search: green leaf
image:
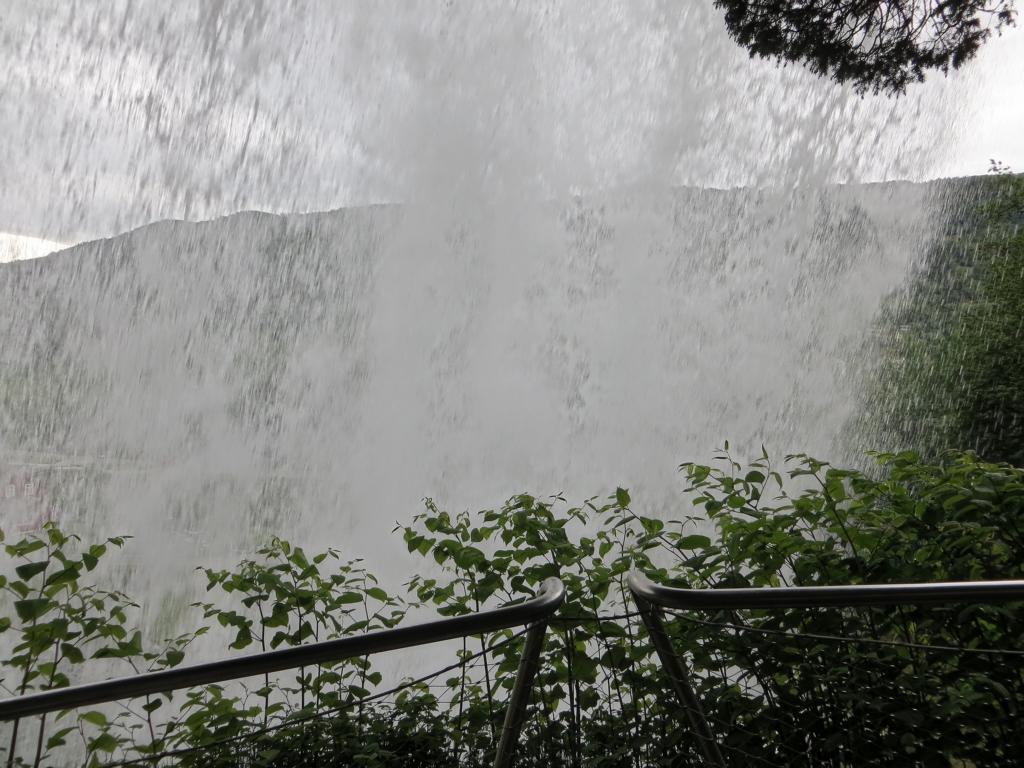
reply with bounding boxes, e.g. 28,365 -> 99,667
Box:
142,699 -> 164,713
88,732 -> 118,753
14,598 -> 51,622
615,488 -> 631,507
80,711 -> 108,727
893,710 -> 924,727
454,546 -> 486,569
44,566 -> 80,589
6,539 -> 46,557
164,649 -> 185,668
61,643 -> 85,664
677,535 -> 712,550
46,727 -> 76,750
641,517 -> 664,535
15,561 -> 48,581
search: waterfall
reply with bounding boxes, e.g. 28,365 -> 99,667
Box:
0,179 -> 951,600
0,1 -> 1006,632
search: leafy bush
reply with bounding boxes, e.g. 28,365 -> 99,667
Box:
0,532 -> 402,767
398,447 -> 1024,766
1,448 -> 1022,766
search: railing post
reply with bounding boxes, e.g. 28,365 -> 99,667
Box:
492,619 -> 549,768
5,717 -> 19,768
635,596 -> 726,768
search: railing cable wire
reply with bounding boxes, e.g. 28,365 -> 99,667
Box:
663,610 -> 1024,657
99,629 -> 529,768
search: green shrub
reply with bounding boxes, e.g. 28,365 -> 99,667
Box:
1,448 -> 1021,766
397,447 -> 1024,766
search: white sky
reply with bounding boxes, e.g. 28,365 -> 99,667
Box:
936,27 -> 1024,176
0,234 -> 66,264
0,1 -> 1021,244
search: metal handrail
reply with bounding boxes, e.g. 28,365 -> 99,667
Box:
628,572 -> 1024,609
627,572 -> 1024,768
0,577 -> 565,768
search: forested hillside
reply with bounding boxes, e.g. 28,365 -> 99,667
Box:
864,170 -> 1024,465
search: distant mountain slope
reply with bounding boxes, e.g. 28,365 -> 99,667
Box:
0,179 -> 977,568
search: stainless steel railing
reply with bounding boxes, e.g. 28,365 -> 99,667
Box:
628,571 -> 1024,768
0,577 -> 565,768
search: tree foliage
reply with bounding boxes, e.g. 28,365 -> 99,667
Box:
865,168 -> 1024,464
714,0 -> 1017,93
